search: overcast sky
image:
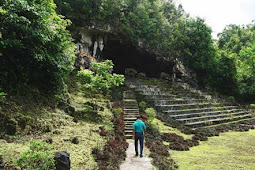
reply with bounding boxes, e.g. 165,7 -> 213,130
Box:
175,0 -> 255,39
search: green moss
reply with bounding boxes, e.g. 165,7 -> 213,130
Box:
170,130 -> 255,169
0,87 -> 114,169
0,141 -> 28,168
0,109 -> 111,169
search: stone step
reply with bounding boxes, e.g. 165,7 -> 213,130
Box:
124,109 -> 139,112
139,91 -> 171,95
153,99 -> 207,105
124,121 -> 136,124
156,103 -> 218,111
124,113 -> 139,115
124,117 -> 137,121
164,106 -> 238,115
177,111 -> 249,123
169,109 -> 244,119
125,130 -> 133,133
123,99 -> 137,102
124,102 -> 137,105
125,134 -> 133,139
124,111 -> 139,114
125,126 -> 133,130
147,96 -> 204,101
124,104 -> 138,109
145,94 -> 176,99
124,102 -> 138,105
185,114 -> 252,127
124,107 -> 139,110
138,89 -> 195,96
145,94 -> 204,100
125,124 -> 133,128
124,103 -> 138,106
124,108 -> 139,111
124,116 -> 139,119
197,117 -> 255,129
130,85 -> 160,88
124,111 -> 139,115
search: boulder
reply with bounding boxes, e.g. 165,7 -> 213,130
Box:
136,72 -> 146,79
54,151 -> 71,170
160,72 -> 171,81
125,68 -> 137,77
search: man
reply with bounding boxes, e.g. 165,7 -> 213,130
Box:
132,116 -> 146,157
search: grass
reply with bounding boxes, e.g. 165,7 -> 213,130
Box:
151,118 -> 193,140
0,88 -> 114,169
170,130 -> 255,170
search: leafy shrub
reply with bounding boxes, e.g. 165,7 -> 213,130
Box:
78,60 -> 125,93
112,108 -> 122,119
250,104 -> 255,109
0,92 -> 5,97
145,108 -> 156,123
0,0 -> 76,94
228,96 -> 236,103
139,101 -> 147,111
17,140 -> 55,170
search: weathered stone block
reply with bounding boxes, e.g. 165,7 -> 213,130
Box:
54,151 -> 71,170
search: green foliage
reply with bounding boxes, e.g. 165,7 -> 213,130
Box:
112,108 -> 122,119
0,0 -> 76,93
0,89 -> 5,97
17,140 -> 55,170
77,60 -> 125,93
228,96 -> 236,103
55,0 -> 215,64
182,18 -> 216,73
145,108 -> 156,123
112,108 -> 122,114
216,22 -> 255,100
250,104 -> 255,109
139,101 -> 147,111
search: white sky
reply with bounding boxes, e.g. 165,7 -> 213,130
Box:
175,0 -> 255,39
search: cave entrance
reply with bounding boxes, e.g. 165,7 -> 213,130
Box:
102,39 -> 174,78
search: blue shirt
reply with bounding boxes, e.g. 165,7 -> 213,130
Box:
133,120 -> 146,133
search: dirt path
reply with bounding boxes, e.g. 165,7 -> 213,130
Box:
120,139 -> 154,170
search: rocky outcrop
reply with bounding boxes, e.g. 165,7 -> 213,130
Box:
74,28 -> 108,69
160,72 -> 171,81
172,58 -> 197,86
54,151 -> 71,170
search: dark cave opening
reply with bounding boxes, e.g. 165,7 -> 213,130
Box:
102,39 -> 174,78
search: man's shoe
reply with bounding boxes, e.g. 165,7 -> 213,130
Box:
135,153 -> 138,156
140,155 -> 143,158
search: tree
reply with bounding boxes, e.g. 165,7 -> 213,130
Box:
0,0 -> 76,94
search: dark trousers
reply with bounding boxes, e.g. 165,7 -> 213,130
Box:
135,132 -> 144,156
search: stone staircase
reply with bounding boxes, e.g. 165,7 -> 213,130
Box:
123,91 -> 139,139
126,79 -> 252,128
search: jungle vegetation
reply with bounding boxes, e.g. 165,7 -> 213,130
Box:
0,0 -> 254,102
